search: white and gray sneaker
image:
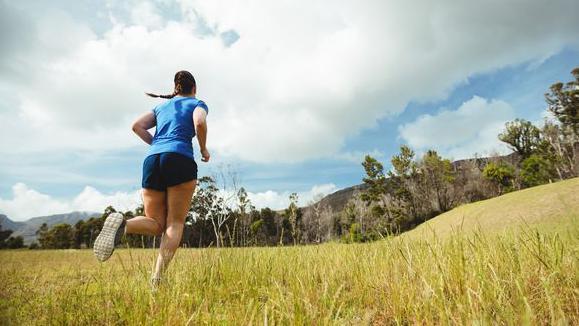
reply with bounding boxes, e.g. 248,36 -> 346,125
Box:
150,276 -> 163,292
93,212 -> 126,262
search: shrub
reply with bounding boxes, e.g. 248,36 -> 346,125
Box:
520,154 -> 555,187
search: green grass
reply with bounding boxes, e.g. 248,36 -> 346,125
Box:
1,180 -> 578,324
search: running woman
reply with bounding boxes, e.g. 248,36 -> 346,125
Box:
93,70 -> 210,286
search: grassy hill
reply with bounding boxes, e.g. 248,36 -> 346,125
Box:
404,177 -> 579,239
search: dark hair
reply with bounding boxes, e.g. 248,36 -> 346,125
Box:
146,70 -> 196,99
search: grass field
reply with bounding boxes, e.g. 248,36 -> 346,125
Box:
1,181 -> 578,325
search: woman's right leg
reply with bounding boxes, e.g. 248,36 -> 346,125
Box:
152,180 -> 196,280
125,188 -> 167,236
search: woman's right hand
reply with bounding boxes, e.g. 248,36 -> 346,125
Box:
201,148 -> 210,162
131,111 -> 156,145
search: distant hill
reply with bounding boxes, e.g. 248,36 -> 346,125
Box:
311,183 -> 368,213
0,211 -> 100,244
402,177 -> 579,239
0,214 -> 26,233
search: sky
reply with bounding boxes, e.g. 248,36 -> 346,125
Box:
0,0 -> 578,221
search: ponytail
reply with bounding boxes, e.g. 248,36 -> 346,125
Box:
145,91 -> 178,99
146,70 -> 196,99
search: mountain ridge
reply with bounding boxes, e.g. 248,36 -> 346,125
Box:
0,211 -> 100,244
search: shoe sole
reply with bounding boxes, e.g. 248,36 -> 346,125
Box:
150,277 -> 162,292
93,212 -> 124,262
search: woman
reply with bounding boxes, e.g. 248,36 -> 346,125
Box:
93,70 -> 210,286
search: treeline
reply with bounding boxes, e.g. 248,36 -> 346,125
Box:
0,225 -> 24,249
26,195 -> 296,249
4,67 -> 577,250
25,175 -> 333,249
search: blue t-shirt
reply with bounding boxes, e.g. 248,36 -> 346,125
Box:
147,96 -> 208,159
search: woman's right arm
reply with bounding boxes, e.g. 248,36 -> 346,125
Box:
193,108 -> 210,162
132,111 -> 156,145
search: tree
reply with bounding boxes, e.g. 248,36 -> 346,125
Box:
391,145 -> 416,178
36,223 -> 52,249
189,177 -> 213,246
6,236 -> 24,249
360,155 -> 387,204
339,193 -> 369,239
453,156 -> 490,203
483,162 -> 516,195
302,194 -> 326,243
545,67 -> 579,136
249,209 -> 277,247
318,206 -> 334,243
250,219 -> 266,245
35,223 -> 74,249
49,224 -> 74,249
191,170 -> 237,248
0,225 -> 25,249
259,208 -> 277,244
388,145 -> 418,222
191,176 -> 222,247
234,187 -> 254,247
286,193 -> 301,245
498,119 -> 542,159
0,225 -> 13,249
360,155 -> 392,222
348,223 -> 363,243
72,220 -> 85,249
540,121 -> 577,179
520,154 -> 555,187
83,217 -> 104,248
419,150 -> 455,213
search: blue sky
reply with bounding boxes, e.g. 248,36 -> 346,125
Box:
0,0 -> 578,220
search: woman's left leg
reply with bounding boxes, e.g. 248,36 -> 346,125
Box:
151,179 -> 196,281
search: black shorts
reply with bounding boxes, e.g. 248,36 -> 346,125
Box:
142,152 -> 198,191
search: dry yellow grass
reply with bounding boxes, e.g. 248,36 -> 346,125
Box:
405,177 -> 579,239
0,179 -> 577,324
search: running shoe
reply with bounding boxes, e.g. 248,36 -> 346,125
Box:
93,212 -> 126,262
150,275 -> 162,292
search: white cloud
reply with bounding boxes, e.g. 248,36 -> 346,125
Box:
1,0 -> 578,163
72,186 -> 143,214
248,183 -> 338,210
130,1 -> 164,29
0,182 -> 337,221
0,183 -> 142,221
335,149 -> 385,163
398,96 -> 515,159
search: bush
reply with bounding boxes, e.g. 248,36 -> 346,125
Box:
483,162 -> 516,194
520,154 -> 555,187
5,236 -> 24,249
349,223 -> 363,243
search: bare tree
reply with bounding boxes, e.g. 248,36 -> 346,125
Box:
318,205 -> 334,242
287,193 -> 300,245
190,165 -> 240,248
234,187 -> 253,247
305,194 -> 325,243
211,165 -> 239,248
541,120 -> 577,179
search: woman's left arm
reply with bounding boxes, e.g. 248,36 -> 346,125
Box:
132,111 -> 156,145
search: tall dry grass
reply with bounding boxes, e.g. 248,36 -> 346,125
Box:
1,218 -> 577,325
